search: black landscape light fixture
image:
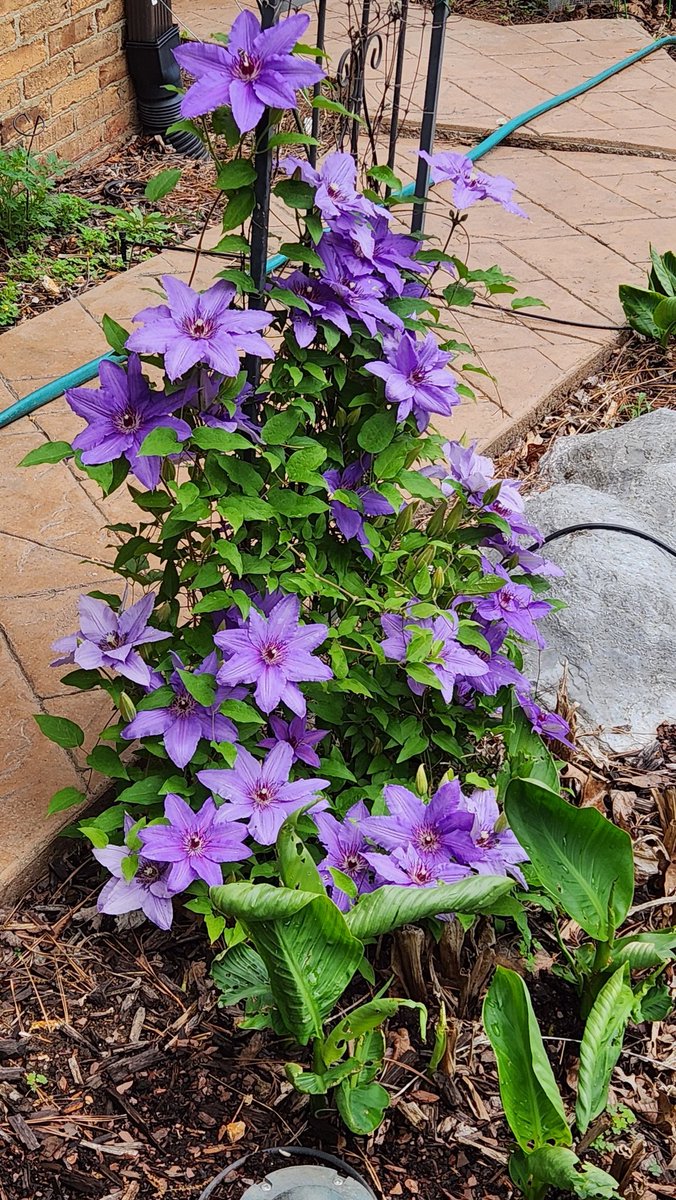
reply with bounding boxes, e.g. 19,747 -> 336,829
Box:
124,0 -> 205,157
197,1146 -> 377,1200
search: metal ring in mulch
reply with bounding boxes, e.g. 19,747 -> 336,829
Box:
101,178 -> 148,205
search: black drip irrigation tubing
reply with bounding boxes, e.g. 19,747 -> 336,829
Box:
529,522 -> 676,561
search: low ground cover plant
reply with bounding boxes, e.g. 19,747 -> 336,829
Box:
619,247 -> 676,346
24,4 -> 674,1160
0,140 -> 180,328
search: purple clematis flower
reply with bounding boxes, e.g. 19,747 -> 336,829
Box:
315,801 -> 374,910
215,593 -> 332,717
324,456 -> 394,560
181,370 -> 261,442
94,815 -> 177,930
361,782 -> 475,864
429,439 -> 496,503
127,277 -> 273,382
198,742 -> 329,845
315,240 -> 404,338
462,788 -> 528,885
365,332 -> 460,431
474,569 -> 552,647
174,10 -> 324,132
281,270 -> 352,348
456,623 -> 528,699
67,354 -> 191,490
380,609 -> 488,702
283,151 -> 386,226
364,846 -> 470,888
58,593 -> 170,687
139,793 -> 250,891
121,652 -> 239,769
419,150 -> 527,218
319,217 -> 427,297
517,692 -> 575,750
259,714 -> 328,768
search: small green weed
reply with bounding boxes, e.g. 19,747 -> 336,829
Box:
25,1071 -> 48,1093
0,279 -> 20,326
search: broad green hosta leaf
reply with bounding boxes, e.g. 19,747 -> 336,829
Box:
286,1058 -> 359,1095
576,965 -> 634,1134
210,882 -> 363,1044
345,876 -> 515,941
324,998 -> 426,1066
510,1146 -> 619,1200
505,778 -> 634,940
503,704 -> 560,792
611,928 -> 676,970
211,942 -> 272,1008
618,284 -> 665,341
483,966 -> 571,1152
336,1079 -> 390,1135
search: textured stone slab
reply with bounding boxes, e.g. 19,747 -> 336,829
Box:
525,411 -> 676,752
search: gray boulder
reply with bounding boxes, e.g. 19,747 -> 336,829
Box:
524,409 -> 676,752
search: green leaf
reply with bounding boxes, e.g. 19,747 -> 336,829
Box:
357,409 -> 397,453
215,540 -> 243,577
324,998 -> 425,1066
210,882 -> 363,1044
367,164 -> 402,190
262,408 -> 301,444
268,130 -> 319,149
114,775 -> 165,806
212,942 -> 272,1007
336,1079 -> 389,1135
101,315 -> 130,354
267,489 -> 327,517
79,825 -> 108,849
279,242 -> 325,270
286,443 -> 327,482
648,245 -> 675,296
86,745 -> 129,780
19,440 -> 72,467
211,233 -> 250,255
220,698 -> 264,725
138,426 -> 184,456
505,778 -> 634,940
444,283 -> 475,308
576,966 -> 635,1134
144,167 -> 181,202
217,160 -> 256,190
611,929 -> 676,970
221,187 -> 255,231
34,714 -> 84,749
312,95 -> 361,122
345,876 -> 514,941
511,1147 -> 619,1200
177,669 -> 216,707
274,178 -> 316,209
277,819 -> 326,895
483,966 -> 571,1152
654,295 -> 676,341
47,786 -> 86,815
512,296 -> 547,310
191,427 -> 252,453
618,284 -> 664,341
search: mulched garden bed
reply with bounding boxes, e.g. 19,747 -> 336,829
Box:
1,719 -> 674,1200
0,136 -> 216,331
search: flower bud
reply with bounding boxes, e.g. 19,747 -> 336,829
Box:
432,566 -> 445,591
415,764 -> 428,796
394,502 -> 416,535
335,407 -> 347,428
444,503 -> 463,535
346,408 -> 360,426
118,692 -> 137,723
154,601 -> 171,624
372,737 -> 382,756
427,503 -> 447,538
415,544 -> 436,569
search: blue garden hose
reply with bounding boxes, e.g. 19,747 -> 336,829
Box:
1,33 -> 675,432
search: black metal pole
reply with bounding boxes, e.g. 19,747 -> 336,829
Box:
387,0 -> 409,173
410,0 -> 449,234
310,0 -> 328,167
247,0 -> 280,387
350,0 -> 372,157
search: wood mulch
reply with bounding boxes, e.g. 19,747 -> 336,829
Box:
1,720 -> 674,1200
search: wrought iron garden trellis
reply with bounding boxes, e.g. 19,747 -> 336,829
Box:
250,0 -> 450,285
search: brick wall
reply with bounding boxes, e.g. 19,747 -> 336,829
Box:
0,1 -> 137,164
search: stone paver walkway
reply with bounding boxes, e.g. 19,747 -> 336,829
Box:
2,14 -> 676,898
